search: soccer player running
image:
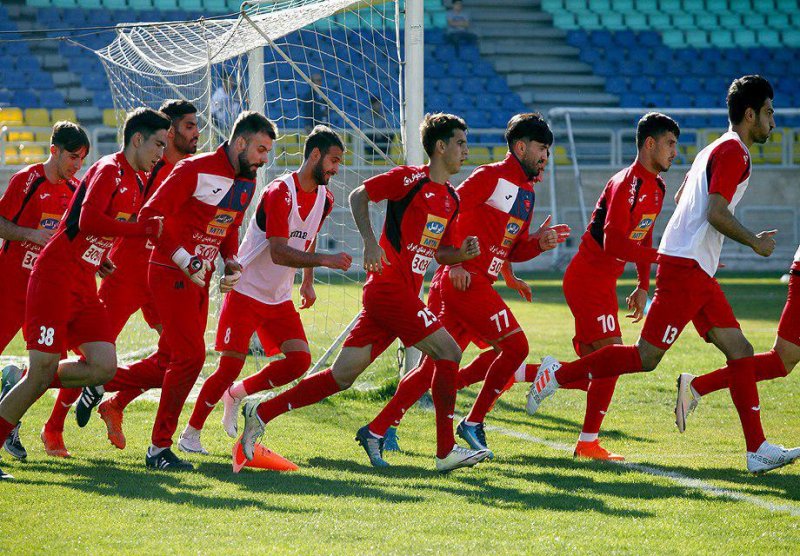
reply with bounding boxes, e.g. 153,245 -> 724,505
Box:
177,126 -> 352,454
359,113 -> 566,465
0,122 -> 90,469
529,112 -> 678,461
240,113 -> 491,472
76,111 -> 276,471
529,75 -> 800,473
0,109 -> 168,480
42,100 -> 199,456
675,242 -> 800,431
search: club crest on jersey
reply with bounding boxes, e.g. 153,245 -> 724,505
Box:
629,213 -> 656,241
420,214 -> 448,249
207,209 -> 237,237
502,217 -> 524,247
38,213 -> 61,230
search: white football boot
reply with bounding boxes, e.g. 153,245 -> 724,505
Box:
674,373 -> 700,433
526,356 -> 561,415
747,441 -> 800,474
435,444 -> 491,473
221,388 -> 242,438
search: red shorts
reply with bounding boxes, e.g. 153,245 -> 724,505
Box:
215,289 -> 306,356
427,272 -> 481,350
343,281 -> 443,360
0,261 -> 29,352
98,266 -> 161,338
24,270 -> 113,353
777,271 -> 800,346
641,256 -> 739,350
438,270 -> 521,347
563,254 -> 621,354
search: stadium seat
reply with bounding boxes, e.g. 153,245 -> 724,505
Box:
8,131 -> 34,142
24,108 -> 50,127
51,108 -> 77,123
0,107 -> 24,125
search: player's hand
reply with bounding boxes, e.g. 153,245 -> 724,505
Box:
322,252 -> 353,271
449,264 -> 471,291
219,258 -> 242,293
141,216 -> 163,240
363,240 -> 389,273
751,229 -> 777,257
299,280 -> 317,309
183,256 -> 211,287
533,215 -> 571,251
458,236 -> 480,261
25,227 -> 54,246
97,259 -> 116,279
505,275 -> 532,302
625,287 -> 648,323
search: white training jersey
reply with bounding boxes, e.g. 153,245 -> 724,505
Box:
235,174 -> 327,305
658,130 -> 751,276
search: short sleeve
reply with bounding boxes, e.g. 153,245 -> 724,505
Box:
264,182 -> 292,239
707,141 -> 750,203
0,171 -> 29,220
364,165 -> 418,202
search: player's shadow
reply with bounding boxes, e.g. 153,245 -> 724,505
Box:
10,457 -> 313,512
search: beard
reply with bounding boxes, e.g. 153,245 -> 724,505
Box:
312,158 -> 328,185
237,151 -> 259,179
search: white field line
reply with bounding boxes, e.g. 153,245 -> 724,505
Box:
487,425 -> 800,518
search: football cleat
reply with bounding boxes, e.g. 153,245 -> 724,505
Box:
240,400 -> 265,461
40,427 -> 71,458
574,439 -> 624,461
221,388 -> 242,439
145,448 -> 194,471
747,441 -> 800,474
456,418 -> 493,459
178,428 -> 209,455
98,399 -> 126,450
1,364 -> 24,397
4,422 -> 27,460
75,386 -> 103,427
435,444 -> 491,473
674,373 -> 699,433
0,466 -> 12,480
355,425 -> 389,468
383,427 -> 401,452
526,356 -> 561,415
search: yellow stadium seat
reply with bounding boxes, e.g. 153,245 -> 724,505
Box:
8,132 -> 34,142
554,145 -> 570,165
4,146 -> 21,165
0,107 -> 24,126
35,131 -> 52,142
103,108 -> 126,128
20,146 -> 47,164
492,145 -> 508,160
24,108 -> 51,127
468,146 -> 492,165
51,108 -> 77,123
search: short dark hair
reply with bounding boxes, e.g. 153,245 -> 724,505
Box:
51,121 -> 90,154
636,112 -> 680,150
304,125 -> 344,159
158,99 -> 197,125
122,107 -> 171,147
420,112 -> 467,157
505,112 -> 553,151
229,111 -> 278,143
727,75 -> 774,125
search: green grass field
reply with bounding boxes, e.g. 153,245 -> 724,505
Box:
1,273 -> 799,554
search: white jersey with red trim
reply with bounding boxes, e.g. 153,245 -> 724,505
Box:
235,173 -> 327,305
658,130 -> 751,276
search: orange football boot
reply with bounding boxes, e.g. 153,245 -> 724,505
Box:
98,399 -> 126,450
40,427 -> 71,458
574,439 -> 624,461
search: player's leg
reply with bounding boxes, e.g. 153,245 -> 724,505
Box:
0,293 -> 28,460
41,387 -> 80,457
0,350 -> 61,444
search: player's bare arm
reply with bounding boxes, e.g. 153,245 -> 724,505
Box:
269,235 -> 352,270
435,235 -> 480,265
0,215 -> 54,246
349,185 -> 388,273
707,193 -> 776,256
500,261 -> 532,302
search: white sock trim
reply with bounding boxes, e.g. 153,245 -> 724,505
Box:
578,432 -> 599,443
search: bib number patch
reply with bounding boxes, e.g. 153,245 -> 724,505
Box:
21,250 -> 39,270
488,256 -> 504,277
411,253 -> 432,275
81,245 -> 105,266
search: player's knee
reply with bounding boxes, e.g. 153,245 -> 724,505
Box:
331,367 -> 358,389
500,331 -> 529,363
431,337 -> 462,363
286,350 -> 312,379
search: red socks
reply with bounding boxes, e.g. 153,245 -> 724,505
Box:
109,389 -> 145,412
43,388 -> 81,433
726,356 -> 766,452
104,352 -> 169,392
466,332 -> 529,423
0,417 -> 14,445
554,344 -> 643,384
369,357 -> 434,437
431,359 -> 459,458
692,350 -> 788,396
188,355 -> 245,430
581,377 -> 618,434
456,350 -> 497,389
242,351 -> 311,394
256,368 -> 341,425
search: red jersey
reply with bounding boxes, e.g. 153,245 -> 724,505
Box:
578,160 -> 665,288
262,172 -> 334,245
107,157 -> 175,273
364,165 -> 459,293
35,152 -> 146,276
0,163 -> 76,273
456,153 -> 538,283
141,143 -> 256,276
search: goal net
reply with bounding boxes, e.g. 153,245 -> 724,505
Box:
94,0 -> 406,391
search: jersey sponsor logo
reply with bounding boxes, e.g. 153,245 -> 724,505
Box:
207,209 -> 237,237
115,212 -> 132,222
629,213 -> 656,241
420,214 -> 448,249
502,216 -> 524,248
289,230 -> 309,240
403,171 -> 427,187
38,212 -> 61,230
